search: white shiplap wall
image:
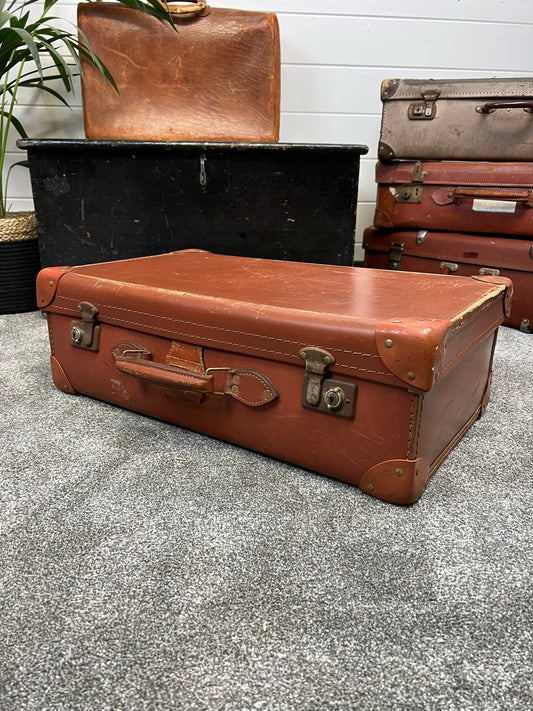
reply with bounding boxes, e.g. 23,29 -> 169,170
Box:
9,0 -> 533,260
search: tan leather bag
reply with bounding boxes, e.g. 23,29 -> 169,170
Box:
78,1 -> 280,142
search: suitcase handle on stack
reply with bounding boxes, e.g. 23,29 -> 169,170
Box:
114,353 -> 278,407
476,100 -> 533,114
433,186 -> 533,207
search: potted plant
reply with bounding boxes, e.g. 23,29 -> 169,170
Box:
0,0 -> 174,313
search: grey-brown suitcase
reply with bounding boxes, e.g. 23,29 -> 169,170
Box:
378,77 -> 533,162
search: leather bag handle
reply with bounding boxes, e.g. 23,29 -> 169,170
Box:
432,186 -> 533,208
476,100 -> 533,114
452,187 -> 533,204
114,351 -> 278,407
166,1 -> 210,16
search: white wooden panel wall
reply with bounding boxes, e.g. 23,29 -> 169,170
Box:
9,0 -> 533,260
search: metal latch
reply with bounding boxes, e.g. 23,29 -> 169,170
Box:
70,301 -> 101,351
408,88 -> 441,120
299,347 -> 356,419
416,230 -> 427,246
440,261 -> 459,274
389,242 -> 404,270
394,185 -> 424,203
479,267 -> 500,277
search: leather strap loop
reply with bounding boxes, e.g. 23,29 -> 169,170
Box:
114,350 -> 277,407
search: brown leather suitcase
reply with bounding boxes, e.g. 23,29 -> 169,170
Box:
375,160 -> 533,236
363,227 -> 531,333
379,77 -> 533,162
78,2 -> 280,142
37,250 -> 512,505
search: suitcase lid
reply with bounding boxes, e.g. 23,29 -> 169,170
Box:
364,228 -> 533,274
381,77 -> 533,102
37,250 -> 511,392
376,160 -> 533,188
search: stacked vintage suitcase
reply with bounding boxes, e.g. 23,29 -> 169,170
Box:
363,77 -> 533,333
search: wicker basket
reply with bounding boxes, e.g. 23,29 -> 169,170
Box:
0,212 -> 41,314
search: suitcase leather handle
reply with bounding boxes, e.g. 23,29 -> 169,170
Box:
476,100 -> 533,114
115,354 -> 278,407
167,1 -> 210,16
432,186 -> 533,207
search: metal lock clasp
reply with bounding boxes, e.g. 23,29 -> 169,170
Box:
408,89 -> 440,121
299,347 -> 356,419
70,301 -> 101,351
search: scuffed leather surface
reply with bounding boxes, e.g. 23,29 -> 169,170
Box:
40,250 -> 507,502
78,4 -> 280,142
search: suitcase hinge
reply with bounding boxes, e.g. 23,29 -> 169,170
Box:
299,347 -> 356,419
70,301 -> 101,352
440,261 -> 459,274
389,242 -> 404,270
408,88 -> 440,120
478,267 -> 500,277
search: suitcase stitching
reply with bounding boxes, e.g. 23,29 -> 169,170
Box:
450,294 -> 498,327
443,316 -> 501,375
48,302 -> 397,378
48,300 -> 383,360
408,394 -> 421,460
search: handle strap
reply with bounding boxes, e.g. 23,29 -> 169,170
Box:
114,348 -> 277,408
432,186 -> 533,208
166,1 -> 210,16
476,100 -> 533,114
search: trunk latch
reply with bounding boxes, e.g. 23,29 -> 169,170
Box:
408,88 -> 440,120
70,301 -> 101,351
299,347 -> 356,418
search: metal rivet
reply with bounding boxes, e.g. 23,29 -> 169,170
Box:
395,468 -> 404,477
384,339 -> 393,349
299,350 -> 307,359
407,372 -> 416,381
324,356 -> 332,364
392,319 -> 402,323
48,280 -> 53,287
263,389 -> 272,400
231,385 -> 239,394
232,374 -> 240,384
367,484 -> 375,492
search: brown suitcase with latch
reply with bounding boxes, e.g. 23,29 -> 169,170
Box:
37,250 -> 512,505
374,160 -> 533,236
378,77 -> 533,162
363,227 -> 531,333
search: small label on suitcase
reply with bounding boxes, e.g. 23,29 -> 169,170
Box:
472,199 -> 516,214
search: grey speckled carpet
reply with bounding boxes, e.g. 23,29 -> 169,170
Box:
1,311 -> 532,711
